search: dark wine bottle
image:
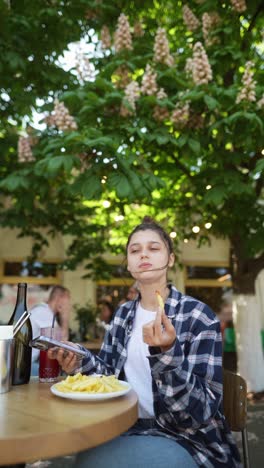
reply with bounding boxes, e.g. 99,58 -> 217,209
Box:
8,282 -> 32,385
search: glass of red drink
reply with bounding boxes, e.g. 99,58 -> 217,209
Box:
39,327 -> 61,383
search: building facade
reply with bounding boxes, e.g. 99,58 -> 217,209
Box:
0,227 -> 232,331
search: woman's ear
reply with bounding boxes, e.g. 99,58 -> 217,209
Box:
168,253 -> 175,268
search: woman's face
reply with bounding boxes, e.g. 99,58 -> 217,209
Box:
127,229 -> 174,282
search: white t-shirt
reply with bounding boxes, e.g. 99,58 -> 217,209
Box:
124,303 -> 156,418
30,303 -> 59,362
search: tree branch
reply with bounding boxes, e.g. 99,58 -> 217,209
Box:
242,3 -> 264,49
256,177 -> 263,198
231,236 -> 264,294
170,153 -> 192,179
247,3 -> 264,34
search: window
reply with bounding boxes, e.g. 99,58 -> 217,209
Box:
0,259 -> 62,325
0,259 -> 61,285
186,265 -> 231,281
184,262 -> 232,313
96,262 -> 134,308
4,261 -> 58,279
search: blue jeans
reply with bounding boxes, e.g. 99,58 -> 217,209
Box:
75,433 -> 197,468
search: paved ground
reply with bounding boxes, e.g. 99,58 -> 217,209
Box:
26,402 -> 264,468
238,401 -> 264,467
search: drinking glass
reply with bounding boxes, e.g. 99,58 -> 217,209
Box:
39,327 -> 61,383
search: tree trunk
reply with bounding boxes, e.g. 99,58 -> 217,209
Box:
233,293 -> 264,392
230,238 -> 264,392
255,269 -> 264,332
230,237 -> 264,295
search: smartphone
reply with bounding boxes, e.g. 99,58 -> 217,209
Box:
29,336 -> 87,358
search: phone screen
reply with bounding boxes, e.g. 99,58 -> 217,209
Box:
29,336 -> 87,357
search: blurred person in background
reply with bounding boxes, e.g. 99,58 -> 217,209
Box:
218,294 -> 237,372
119,282 -> 139,305
96,300 -> 115,338
30,285 -> 71,375
99,299 -> 115,325
126,283 -> 138,301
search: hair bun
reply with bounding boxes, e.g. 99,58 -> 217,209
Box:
142,216 -> 155,224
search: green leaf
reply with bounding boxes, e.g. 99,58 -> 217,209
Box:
79,105 -> 96,117
204,186 -> 226,205
177,135 -> 188,147
188,138 -> 201,154
81,176 -> 102,200
147,174 -> 165,190
204,95 -> 219,110
34,155 -> 76,175
42,140 -> 63,155
254,159 -> 264,174
47,156 -> 66,172
225,111 -> 264,134
156,134 -> 169,145
61,91 -> 80,104
108,172 -> 132,198
85,92 -> 101,104
183,90 -> 204,101
63,132 -> 82,143
128,171 -> 149,196
105,91 -> 123,103
116,179 -> 131,199
94,77 -> 114,92
83,136 -> 116,148
0,174 -> 28,191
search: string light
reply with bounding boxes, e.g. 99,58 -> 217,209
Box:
184,238 -> 189,243
102,200 -> 111,208
192,226 -> 200,233
206,185 -> 212,190
205,222 -> 212,229
170,231 -> 177,238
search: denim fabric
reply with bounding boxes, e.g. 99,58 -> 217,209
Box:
75,432 -> 198,468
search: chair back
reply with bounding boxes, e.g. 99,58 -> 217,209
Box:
223,369 -> 247,431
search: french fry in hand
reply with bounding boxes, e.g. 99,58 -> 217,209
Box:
155,290 -> 164,310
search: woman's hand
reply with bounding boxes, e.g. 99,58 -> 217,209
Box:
142,307 -> 176,352
47,341 -> 80,374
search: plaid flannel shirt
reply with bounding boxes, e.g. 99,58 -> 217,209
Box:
78,285 -> 241,467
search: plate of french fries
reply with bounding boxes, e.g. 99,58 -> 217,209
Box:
50,373 -> 131,401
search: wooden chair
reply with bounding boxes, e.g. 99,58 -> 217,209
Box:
223,369 -> 250,468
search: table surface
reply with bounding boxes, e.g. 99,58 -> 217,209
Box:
0,378 -> 138,465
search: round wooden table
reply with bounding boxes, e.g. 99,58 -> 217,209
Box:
0,378 -> 138,465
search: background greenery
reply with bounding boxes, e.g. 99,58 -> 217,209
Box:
0,0 -> 263,294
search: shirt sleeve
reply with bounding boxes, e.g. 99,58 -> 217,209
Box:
147,310 -> 223,430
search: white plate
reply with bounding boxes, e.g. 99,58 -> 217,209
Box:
50,379 -> 131,401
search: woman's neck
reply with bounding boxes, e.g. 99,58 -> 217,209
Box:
139,282 -> 169,311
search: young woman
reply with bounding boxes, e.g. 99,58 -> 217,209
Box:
49,217 -> 241,467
